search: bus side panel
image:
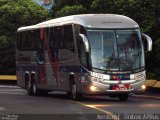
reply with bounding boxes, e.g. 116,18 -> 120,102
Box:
36,28 -> 59,90
57,49 -> 80,91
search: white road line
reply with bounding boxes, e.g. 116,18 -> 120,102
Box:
0,107 -> 5,111
0,91 -> 26,95
0,85 -> 20,89
0,89 -> 25,92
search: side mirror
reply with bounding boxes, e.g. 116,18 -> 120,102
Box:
79,34 -> 90,52
141,34 -> 152,51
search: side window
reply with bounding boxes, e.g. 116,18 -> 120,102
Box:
74,24 -> 86,50
29,30 -> 37,50
54,27 -> 62,48
63,25 -> 74,50
21,31 -> 30,51
17,32 -> 22,51
17,30 -> 40,51
74,24 -> 87,67
21,32 -> 27,51
80,41 -> 87,67
34,30 -> 40,50
49,27 -> 55,49
26,32 -> 30,50
27,30 -> 36,51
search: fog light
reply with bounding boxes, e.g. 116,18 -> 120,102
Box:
90,85 -> 97,91
141,85 -> 146,90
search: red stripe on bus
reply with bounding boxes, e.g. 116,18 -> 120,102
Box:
41,28 -> 59,85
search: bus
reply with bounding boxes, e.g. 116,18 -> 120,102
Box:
16,14 -> 152,101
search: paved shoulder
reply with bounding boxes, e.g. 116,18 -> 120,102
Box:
0,85 -> 25,95
130,88 -> 160,100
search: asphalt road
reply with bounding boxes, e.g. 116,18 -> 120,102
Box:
0,84 -> 160,120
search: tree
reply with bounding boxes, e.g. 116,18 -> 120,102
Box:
55,5 -> 86,17
0,0 -> 49,39
51,0 -> 92,17
0,0 -> 49,74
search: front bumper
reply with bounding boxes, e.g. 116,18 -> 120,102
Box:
82,80 -> 145,95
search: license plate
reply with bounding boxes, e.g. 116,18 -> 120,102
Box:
112,84 -> 130,90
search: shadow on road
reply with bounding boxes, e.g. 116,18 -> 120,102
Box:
0,80 -> 17,85
46,92 -> 125,103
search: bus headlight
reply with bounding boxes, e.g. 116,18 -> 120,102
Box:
90,85 -> 98,91
141,85 -> 146,90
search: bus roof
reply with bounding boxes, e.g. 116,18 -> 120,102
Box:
17,14 -> 139,32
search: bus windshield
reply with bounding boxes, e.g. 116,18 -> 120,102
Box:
87,29 -> 144,72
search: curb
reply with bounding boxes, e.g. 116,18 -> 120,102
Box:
0,75 -> 16,81
145,80 -> 160,88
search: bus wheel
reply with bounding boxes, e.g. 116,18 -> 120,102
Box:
26,80 -> 33,95
70,83 -> 77,100
70,82 -> 82,100
32,80 -> 39,96
119,93 -> 129,101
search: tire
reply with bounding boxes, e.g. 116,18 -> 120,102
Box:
32,80 -> 39,96
70,82 -> 82,100
26,80 -> 33,95
119,93 -> 129,101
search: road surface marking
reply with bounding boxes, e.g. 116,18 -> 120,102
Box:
70,101 -> 119,120
0,89 -> 25,92
0,91 -> 25,95
0,107 -> 5,111
0,85 -> 25,95
0,85 -> 20,89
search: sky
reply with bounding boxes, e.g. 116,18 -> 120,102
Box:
33,0 -> 54,11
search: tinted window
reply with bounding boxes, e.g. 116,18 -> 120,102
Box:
18,30 -> 40,51
54,27 -> 62,48
63,25 -> 74,49
17,32 -> 22,50
21,31 -> 29,50
74,24 -> 87,66
49,27 -> 56,49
